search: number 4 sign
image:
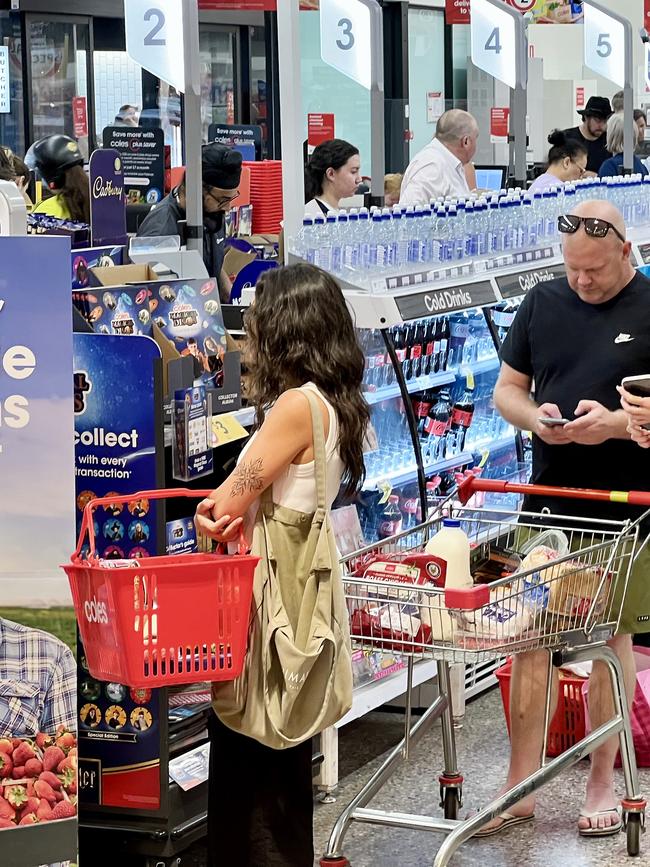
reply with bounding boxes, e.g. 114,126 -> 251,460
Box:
320,0 -> 382,91
470,0 -> 525,91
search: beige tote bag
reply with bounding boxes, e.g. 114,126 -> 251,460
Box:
212,388 -> 353,749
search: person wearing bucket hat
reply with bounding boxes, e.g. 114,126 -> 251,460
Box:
138,142 -> 243,301
562,95 -> 613,175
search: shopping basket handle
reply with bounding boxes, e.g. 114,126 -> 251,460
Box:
74,488 -> 246,560
456,474 -> 650,508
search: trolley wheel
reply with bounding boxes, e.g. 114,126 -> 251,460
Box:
627,813 -> 642,857
443,787 -> 461,820
319,859 -> 350,867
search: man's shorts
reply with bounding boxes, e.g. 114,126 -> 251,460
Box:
617,538 -> 650,635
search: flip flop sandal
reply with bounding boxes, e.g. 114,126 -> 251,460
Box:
578,807 -> 623,838
474,811 -> 535,838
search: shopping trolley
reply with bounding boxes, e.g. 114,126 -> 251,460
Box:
320,476 -> 649,866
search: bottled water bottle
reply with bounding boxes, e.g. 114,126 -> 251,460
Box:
368,212 -> 383,269
498,199 -> 511,253
488,199 -> 500,254
453,202 -> 466,260
436,207 -> 453,263
475,199 -> 489,258
408,209 -> 422,264
392,209 -> 408,268
464,201 -> 478,259
326,213 -> 342,273
344,210 -> 359,271
522,194 -> 536,250
312,216 -> 330,270
296,217 -> 315,263
357,208 -> 371,270
378,209 -> 394,268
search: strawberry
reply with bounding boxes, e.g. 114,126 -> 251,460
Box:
25,780 -> 35,798
42,746 -> 65,773
12,738 -> 22,750
0,796 -> 15,821
24,758 -> 43,778
36,799 -> 53,821
0,753 -> 12,779
57,756 -> 76,775
55,732 -> 75,751
12,743 -> 35,766
33,780 -> 57,805
35,733 -> 54,751
58,767 -> 75,790
4,785 -> 28,809
38,771 -> 61,791
0,817 -> 14,828
19,812 -> 38,825
22,797 -> 40,815
50,801 -> 76,820
11,766 -> 26,780
54,791 -> 64,802
0,739 -> 12,755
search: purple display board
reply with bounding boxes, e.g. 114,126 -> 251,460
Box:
89,148 -> 128,248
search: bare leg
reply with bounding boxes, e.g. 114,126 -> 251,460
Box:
578,633 -> 635,833
480,649 -> 558,831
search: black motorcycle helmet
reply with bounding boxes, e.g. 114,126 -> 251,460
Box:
27,134 -> 84,190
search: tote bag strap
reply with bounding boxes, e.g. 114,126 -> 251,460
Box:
301,387 -> 328,516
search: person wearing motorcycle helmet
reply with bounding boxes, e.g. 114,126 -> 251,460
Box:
30,134 -> 90,223
137,142 -> 242,302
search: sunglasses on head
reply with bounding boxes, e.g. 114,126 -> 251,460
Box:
557,214 -> 626,243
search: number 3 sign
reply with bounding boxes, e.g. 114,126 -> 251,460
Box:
126,0 -> 190,94
320,0 -> 382,91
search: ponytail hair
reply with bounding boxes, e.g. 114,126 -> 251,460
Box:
304,138 -> 359,202
546,129 -> 588,167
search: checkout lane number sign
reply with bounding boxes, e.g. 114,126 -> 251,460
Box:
470,0 -> 518,90
126,0 -> 187,94
583,3 -> 625,88
320,0 -> 375,91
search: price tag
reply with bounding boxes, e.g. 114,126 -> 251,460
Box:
320,0 -> 379,90
470,0 -> 518,90
126,0 -> 187,93
583,2 -> 625,87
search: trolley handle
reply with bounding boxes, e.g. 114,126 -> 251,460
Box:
456,475 -> 650,509
74,488 -> 247,560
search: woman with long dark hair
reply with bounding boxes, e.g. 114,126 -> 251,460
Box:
304,138 -> 361,217
195,263 -> 369,866
30,134 -> 90,223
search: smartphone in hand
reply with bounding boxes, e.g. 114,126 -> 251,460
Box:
621,375 -> 650,431
538,417 -> 570,426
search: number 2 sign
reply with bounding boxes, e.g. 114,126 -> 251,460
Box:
126,0 -> 187,94
320,0 -> 382,91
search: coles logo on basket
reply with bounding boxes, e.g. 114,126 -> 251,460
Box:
84,597 -> 109,624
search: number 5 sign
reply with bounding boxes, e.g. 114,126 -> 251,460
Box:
320,0 -> 383,91
126,0 -> 200,94
583,1 -> 628,88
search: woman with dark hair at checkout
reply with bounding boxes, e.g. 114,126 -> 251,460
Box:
304,138 -> 361,217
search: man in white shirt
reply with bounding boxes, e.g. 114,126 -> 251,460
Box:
400,110 -> 479,206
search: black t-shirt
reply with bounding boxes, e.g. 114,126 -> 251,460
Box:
501,272 -> 650,525
563,126 -> 611,174
137,193 -> 227,285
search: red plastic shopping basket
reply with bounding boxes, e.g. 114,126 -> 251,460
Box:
496,658 -> 587,758
62,489 -> 259,689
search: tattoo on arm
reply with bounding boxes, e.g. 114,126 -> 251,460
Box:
230,458 -> 265,498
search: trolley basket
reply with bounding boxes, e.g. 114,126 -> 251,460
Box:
63,488 -> 259,688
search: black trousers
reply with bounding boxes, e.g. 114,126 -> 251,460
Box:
207,712 -> 314,867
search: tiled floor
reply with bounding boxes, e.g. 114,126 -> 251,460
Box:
312,690 -> 650,867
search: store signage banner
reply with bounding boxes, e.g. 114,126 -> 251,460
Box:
446,0 -> 471,25
0,236 -> 75,602
395,280 -> 497,321
490,107 -> 510,143
103,126 -> 166,205
308,113 -> 335,150
73,95 -> 88,138
89,148 -> 127,248
0,45 -> 10,113
496,263 -> 566,299
208,122 -> 262,161
74,333 -> 163,811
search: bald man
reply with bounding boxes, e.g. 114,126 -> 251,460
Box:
481,200 -> 650,839
399,109 -> 479,205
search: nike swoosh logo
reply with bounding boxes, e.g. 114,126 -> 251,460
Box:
614,334 -> 634,344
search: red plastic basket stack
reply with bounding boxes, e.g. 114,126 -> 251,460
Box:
244,160 -> 283,234
63,489 -> 259,689
495,658 -> 587,757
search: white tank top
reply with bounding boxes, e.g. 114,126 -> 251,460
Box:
240,382 -> 344,513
